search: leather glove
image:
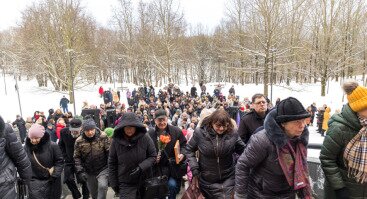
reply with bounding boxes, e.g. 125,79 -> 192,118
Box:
76,172 -> 88,184
129,166 -> 141,178
335,187 -> 349,199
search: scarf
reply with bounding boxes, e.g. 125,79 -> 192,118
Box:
343,117 -> 367,183
277,140 -> 312,199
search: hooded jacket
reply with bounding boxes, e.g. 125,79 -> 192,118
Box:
320,104 -> 367,199
235,109 -> 309,199
108,113 -> 156,198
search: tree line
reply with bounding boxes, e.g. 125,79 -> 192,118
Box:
1,0 -> 367,97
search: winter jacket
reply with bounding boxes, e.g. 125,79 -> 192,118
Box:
74,129 -> 110,175
24,132 -> 64,199
60,97 -> 69,108
0,121 -> 32,199
58,127 -> 78,164
320,104 -> 367,199
12,118 -> 27,143
237,109 -> 269,144
148,125 -> 187,179
109,113 -> 157,198
46,126 -> 57,142
322,107 -> 331,131
186,127 -> 245,198
55,123 -> 65,140
235,109 -> 309,199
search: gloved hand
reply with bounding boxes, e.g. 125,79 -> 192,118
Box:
76,172 -> 88,184
335,187 -> 349,199
112,187 -> 119,196
129,166 -> 141,178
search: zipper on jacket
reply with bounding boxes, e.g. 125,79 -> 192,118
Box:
216,135 -> 222,181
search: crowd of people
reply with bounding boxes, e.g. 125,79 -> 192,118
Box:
1,81 -> 366,199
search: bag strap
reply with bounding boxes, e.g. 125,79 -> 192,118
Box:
32,151 -> 49,171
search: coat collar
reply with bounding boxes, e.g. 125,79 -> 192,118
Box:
264,109 -> 309,148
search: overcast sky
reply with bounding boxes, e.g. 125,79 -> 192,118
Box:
0,0 -> 226,31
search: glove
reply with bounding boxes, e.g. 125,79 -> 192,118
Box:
129,167 -> 141,178
113,187 -> 119,195
76,172 -> 88,183
335,187 -> 349,199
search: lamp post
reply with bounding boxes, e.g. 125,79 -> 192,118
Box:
66,49 -> 76,116
14,71 -> 23,117
270,48 -> 277,103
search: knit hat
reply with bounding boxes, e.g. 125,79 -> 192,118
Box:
104,127 -> 114,138
28,124 -> 45,139
69,118 -> 82,131
82,118 -> 97,131
343,81 -> 367,112
154,109 -> 167,119
275,97 -> 311,123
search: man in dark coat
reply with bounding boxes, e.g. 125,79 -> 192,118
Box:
109,112 -> 157,198
229,85 -> 235,96
60,95 -> 70,113
190,86 -> 197,98
148,109 -> 187,199
59,118 -> 89,199
103,89 -> 113,105
0,116 -> 32,198
310,102 -> 317,125
74,119 -> 110,199
238,93 -> 269,144
12,114 -> 27,143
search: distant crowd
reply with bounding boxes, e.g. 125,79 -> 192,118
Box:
4,81 -> 365,199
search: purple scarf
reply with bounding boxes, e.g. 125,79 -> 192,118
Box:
277,140 -> 312,199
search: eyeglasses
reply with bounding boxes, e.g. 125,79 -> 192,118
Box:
254,101 -> 267,105
213,123 -> 229,129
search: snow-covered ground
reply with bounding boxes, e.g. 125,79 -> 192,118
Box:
1,74 -> 356,157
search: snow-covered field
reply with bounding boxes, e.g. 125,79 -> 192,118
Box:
1,74 -> 357,157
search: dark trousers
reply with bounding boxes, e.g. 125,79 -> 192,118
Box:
64,164 -> 89,199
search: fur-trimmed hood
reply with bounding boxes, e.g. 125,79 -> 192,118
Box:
264,109 -> 309,148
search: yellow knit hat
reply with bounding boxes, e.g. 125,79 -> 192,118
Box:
346,85 -> 367,112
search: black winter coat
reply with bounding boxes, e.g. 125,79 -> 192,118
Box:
0,121 -> 32,199
58,127 -> 78,164
235,109 -> 309,199
109,113 -> 157,198
46,126 -> 57,142
237,109 -> 269,144
24,133 -> 64,199
148,125 -> 187,179
186,127 -> 245,198
12,118 -> 27,143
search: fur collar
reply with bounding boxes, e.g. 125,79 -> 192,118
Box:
25,132 -> 51,152
264,109 -> 309,148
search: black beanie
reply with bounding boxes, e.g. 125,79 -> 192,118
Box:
275,97 -> 311,123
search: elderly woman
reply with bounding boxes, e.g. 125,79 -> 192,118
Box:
235,97 -> 312,199
24,124 -> 64,199
108,112 -> 157,199
320,82 -> 367,199
186,109 -> 245,198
